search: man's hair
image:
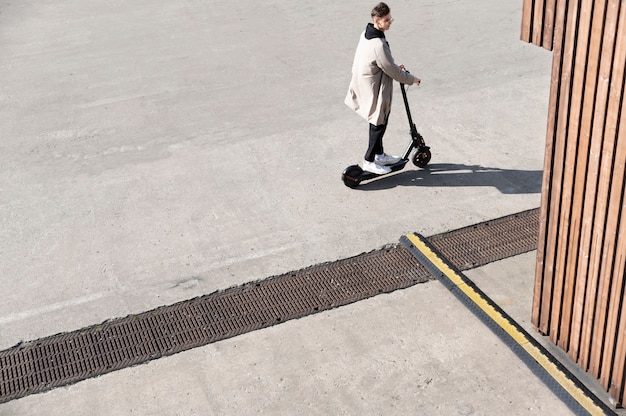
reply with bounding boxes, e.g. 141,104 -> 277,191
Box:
371,2 -> 390,18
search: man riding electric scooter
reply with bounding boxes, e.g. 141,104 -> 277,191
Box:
345,2 -> 422,175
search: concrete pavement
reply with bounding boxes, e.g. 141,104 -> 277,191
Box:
2,0 -> 613,414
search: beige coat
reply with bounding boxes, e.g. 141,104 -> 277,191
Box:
345,29 -> 416,126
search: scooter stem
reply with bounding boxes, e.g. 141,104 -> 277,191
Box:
400,82 -> 423,160
400,83 -> 418,139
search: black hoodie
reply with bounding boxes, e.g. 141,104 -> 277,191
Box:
365,23 -> 386,41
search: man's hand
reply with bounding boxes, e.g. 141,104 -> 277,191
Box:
399,64 -> 421,86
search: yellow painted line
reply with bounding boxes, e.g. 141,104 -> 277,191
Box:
405,233 -> 607,416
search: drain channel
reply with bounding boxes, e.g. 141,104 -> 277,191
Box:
0,246 -> 428,403
0,208 -> 539,404
428,208 -> 539,270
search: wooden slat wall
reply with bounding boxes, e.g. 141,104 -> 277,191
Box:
522,0 -> 626,406
521,0 -> 560,50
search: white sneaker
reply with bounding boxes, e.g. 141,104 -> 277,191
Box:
375,153 -> 402,165
363,160 -> 391,174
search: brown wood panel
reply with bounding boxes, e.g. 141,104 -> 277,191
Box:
542,0 -> 583,341
597,151 -> 626,387
521,0 -> 560,51
599,1 -> 626,391
532,0 -> 570,332
568,0 -> 607,365
587,0 -> 623,379
609,246 -> 626,402
532,0 -> 547,46
554,1 -> 579,326
542,0 -> 558,50
526,0 -> 626,405
521,0 -> 534,43
576,0 -> 613,370
554,0 -> 595,350
543,114 -> 566,341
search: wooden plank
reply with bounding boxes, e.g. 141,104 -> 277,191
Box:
608,247 -> 626,402
599,0 -> 626,393
521,0 -> 560,50
553,0 -> 595,350
598,145 -> 626,390
587,0 -> 623,379
521,0 -> 534,42
532,172 -> 551,330
532,0 -> 570,332
543,0 -> 558,50
536,58 -> 563,335
528,0 -> 626,404
543,0 -> 582,342
532,0 -> 546,46
577,0 -> 612,371
568,0 -> 607,365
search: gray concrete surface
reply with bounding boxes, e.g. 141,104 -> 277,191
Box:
1,0 -> 607,414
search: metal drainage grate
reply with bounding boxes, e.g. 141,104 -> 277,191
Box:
428,208 -> 539,270
0,208 -> 540,404
0,245 -> 428,404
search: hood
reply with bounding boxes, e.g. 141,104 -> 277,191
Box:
365,23 -> 386,40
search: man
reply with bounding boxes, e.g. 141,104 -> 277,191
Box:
345,2 -> 421,174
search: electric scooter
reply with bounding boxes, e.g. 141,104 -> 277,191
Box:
341,80 -> 431,188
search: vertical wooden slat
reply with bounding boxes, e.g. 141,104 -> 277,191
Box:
599,0 -> 626,392
543,0 -> 558,50
567,0 -> 607,364
536,0 -> 579,337
598,151 -> 626,388
553,0 -> 594,350
522,0 -> 535,43
587,0 -> 623,379
559,0 -> 596,354
532,0 -> 570,331
609,246 -> 626,402
533,0 -> 547,46
577,0 -> 613,370
576,0 -> 611,371
521,0 -> 561,50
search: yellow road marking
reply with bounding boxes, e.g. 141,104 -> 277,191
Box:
405,233 -> 607,416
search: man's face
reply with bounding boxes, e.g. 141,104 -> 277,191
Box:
374,14 -> 394,31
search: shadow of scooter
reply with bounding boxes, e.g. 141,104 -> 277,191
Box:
356,163 -> 543,195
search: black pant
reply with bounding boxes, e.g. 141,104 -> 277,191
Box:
365,123 -> 387,162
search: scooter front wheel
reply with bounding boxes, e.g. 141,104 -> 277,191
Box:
412,148 -> 431,168
342,165 -> 363,188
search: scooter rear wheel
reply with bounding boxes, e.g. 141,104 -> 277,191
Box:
342,165 -> 363,188
412,148 -> 431,168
